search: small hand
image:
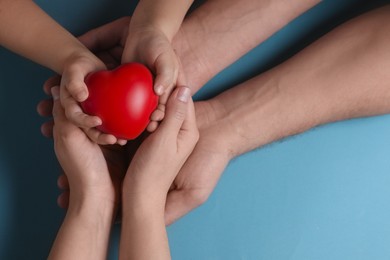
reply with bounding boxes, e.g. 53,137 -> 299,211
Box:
36,18 -> 137,209
60,52 -> 128,145
38,18 -> 132,144
122,26 -> 186,132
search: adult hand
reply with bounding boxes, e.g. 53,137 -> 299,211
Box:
123,86 -> 198,203
51,86 -> 127,206
120,86 -> 198,260
50,86 -> 122,259
35,17 -> 144,209
164,99 -> 236,224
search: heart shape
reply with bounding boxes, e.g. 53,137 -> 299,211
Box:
81,63 -> 158,140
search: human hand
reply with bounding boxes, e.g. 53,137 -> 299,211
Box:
60,52 -> 130,145
164,100 -> 237,225
123,26 -> 185,132
123,86 -> 198,208
50,87 -> 124,260
37,18 -> 131,138
35,18 -> 141,209
51,86 -> 125,205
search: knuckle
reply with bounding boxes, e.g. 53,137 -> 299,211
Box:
67,80 -> 82,91
188,190 -> 209,207
67,63 -> 81,74
64,108 -> 73,120
173,108 -> 186,121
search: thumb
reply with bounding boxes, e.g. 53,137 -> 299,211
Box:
164,142 -> 230,225
153,51 -> 179,96
158,86 -> 191,137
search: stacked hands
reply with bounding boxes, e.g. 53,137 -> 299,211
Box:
37,17 -> 230,226
4,0 -> 387,257
55,22 -> 182,145
50,83 -> 198,219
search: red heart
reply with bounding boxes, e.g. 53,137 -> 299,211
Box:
81,63 -> 158,140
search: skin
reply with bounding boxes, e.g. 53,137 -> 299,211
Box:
48,86 -> 117,260
120,87 -> 198,260
165,5 -> 390,223
123,0 -> 194,100
0,0 -> 197,144
0,0 -> 126,145
38,1 -> 389,226
49,85 -> 198,259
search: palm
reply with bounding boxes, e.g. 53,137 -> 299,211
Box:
165,101 -> 232,225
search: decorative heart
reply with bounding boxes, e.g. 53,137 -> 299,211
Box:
81,63 -> 158,140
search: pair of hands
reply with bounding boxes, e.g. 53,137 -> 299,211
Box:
61,16 -> 182,145
52,83 -> 197,217
38,17 -> 234,224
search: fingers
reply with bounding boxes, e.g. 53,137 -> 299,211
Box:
52,86 -> 82,140
57,174 -> 69,209
153,51 -> 179,97
57,191 -> 70,209
146,104 -> 166,132
83,127 -> 119,145
179,97 -> 197,135
164,150 -> 229,225
57,174 -> 69,189
51,86 -> 67,124
36,99 -> 53,117
164,189 -> 207,225
43,75 -> 61,95
59,86 -> 125,145
60,85 -> 102,128
40,120 -> 54,138
158,86 -> 191,137
37,86 -> 55,138
62,66 -> 90,102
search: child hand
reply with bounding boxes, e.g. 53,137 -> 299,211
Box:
60,52 -> 127,145
122,26 -> 186,132
123,86 -> 198,206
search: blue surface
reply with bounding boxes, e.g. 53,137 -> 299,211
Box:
1,1 -> 389,259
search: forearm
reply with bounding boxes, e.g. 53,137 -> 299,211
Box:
212,6 -> 390,157
48,195 -> 115,260
0,0 -> 98,74
120,196 -> 169,260
131,0 -> 193,39
174,0 -> 319,92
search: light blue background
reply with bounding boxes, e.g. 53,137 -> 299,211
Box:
1,1 -> 389,259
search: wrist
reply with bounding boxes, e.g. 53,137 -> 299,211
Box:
122,190 -> 167,218
69,186 -> 117,211
61,49 -> 105,74
210,74 -> 288,157
173,0 -> 320,94
67,193 -> 116,225
173,22 -> 212,92
122,186 -> 166,215
213,67 -> 329,157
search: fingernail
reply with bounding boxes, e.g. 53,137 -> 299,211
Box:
177,87 -> 190,103
51,86 -> 60,100
155,85 -> 164,95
